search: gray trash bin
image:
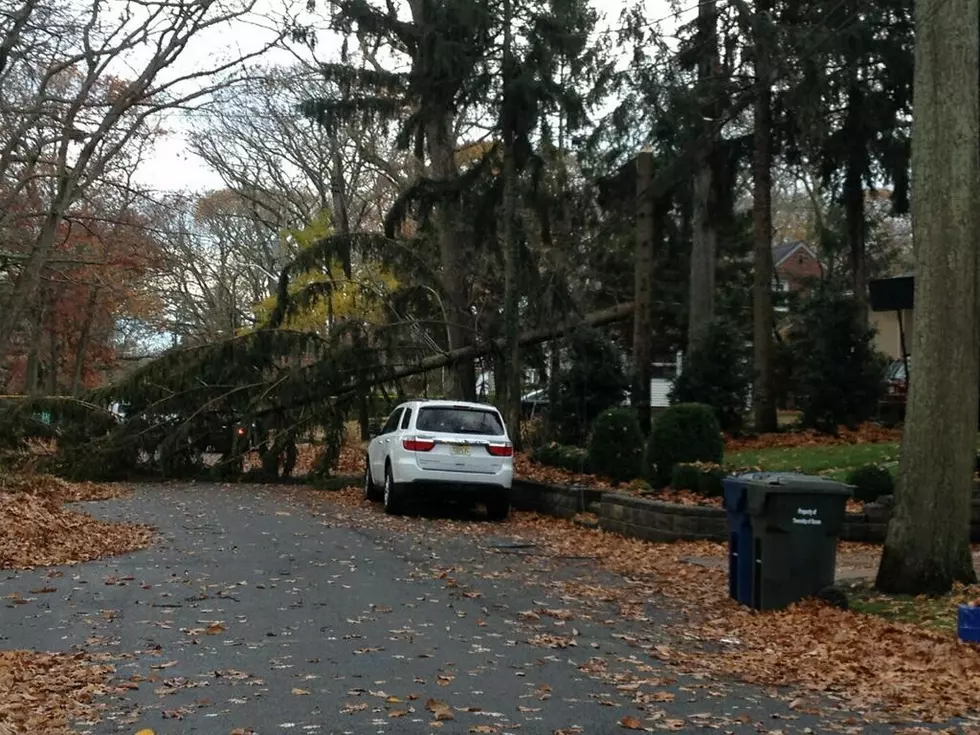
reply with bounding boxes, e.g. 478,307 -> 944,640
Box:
740,472 -> 852,611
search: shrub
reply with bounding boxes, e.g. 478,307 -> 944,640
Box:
697,463 -> 726,497
670,461 -> 725,497
670,318 -> 752,432
530,443 -> 593,474
790,288 -> 888,432
670,463 -> 702,491
647,403 -> 724,488
846,464 -> 895,503
550,328 -> 629,445
521,415 -> 549,451
588,408 -> 644,484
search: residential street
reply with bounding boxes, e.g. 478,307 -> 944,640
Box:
0,484 -> 943,734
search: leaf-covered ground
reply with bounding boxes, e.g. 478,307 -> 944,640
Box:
0,475 -> 152,570
0,476 -> 977,732
0,480 -> 955,734
0,650 -> 116,734
513,423 -> 909,500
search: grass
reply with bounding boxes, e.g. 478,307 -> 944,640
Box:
726,442 -> 901,481
846,581 -> 980,635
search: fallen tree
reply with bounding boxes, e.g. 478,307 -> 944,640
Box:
0,301 -> 635,481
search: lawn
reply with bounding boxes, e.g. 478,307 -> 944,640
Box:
846,580 -> 980,635
726,441 -> 901,481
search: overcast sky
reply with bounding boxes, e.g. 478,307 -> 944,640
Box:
132,0 -> 680,194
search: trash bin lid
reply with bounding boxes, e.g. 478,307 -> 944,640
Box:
737,472 -> 853,515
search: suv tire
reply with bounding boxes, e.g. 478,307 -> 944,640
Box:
383,465 -> 403,515
485,494 -> 510,521
364,459 -> 380,501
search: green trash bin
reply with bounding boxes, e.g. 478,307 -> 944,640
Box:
742,472 -> 853,611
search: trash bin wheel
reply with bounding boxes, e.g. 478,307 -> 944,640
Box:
814,585 -> 849,610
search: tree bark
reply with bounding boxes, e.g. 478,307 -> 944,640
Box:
843,83 -> 868,325
426,116 -> 476,401
499,0 -> 522,447
875,0 -> 979,594
751,0 -> 778,433
70,287 -> 101,396
632,150 -> 656,434
688,0 -> 720,352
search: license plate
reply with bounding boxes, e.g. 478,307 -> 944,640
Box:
451,445 -> 471,456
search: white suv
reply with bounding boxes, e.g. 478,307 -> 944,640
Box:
363,400 -> 514,519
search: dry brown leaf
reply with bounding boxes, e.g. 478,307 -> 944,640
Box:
618,715 -> 645,730
425,698 -> 454,721
0,476 -> 152,569
291,688 -> 310,696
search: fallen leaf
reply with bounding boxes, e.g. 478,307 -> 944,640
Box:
425,698 -> 454,721
619,715 -> 645,730
291,688 -> 310,696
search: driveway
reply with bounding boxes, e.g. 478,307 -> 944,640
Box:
0,483 -> 931,733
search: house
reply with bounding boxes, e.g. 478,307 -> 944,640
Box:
869,274 -> 914,360
772,241 -> 823,293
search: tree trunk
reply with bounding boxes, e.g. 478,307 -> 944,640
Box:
326,302 -> 636,405
25,303 -> 46,396
426,116 -> 476,401
632,150 -> 656,433
330,140 -> 371,439
688,0 -> 720,352
0,210 -> 62,371
875,0 -> 979,594
48,322 -> 59,394
499,0 -> 522,448
843,84 -> 868,325
751,0 -> 778,433
70,287 -> 101,396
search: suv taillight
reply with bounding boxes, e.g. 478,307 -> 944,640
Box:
487,443 -> 513,457
403,438 -> 435,452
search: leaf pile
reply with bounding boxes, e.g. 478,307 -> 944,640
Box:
0,473 -> 129,503
0,491 -> 152,569
498,515 -> 980,721
0,649 -> 114,734
514,452 -> 615,489
725,423 -> 903,452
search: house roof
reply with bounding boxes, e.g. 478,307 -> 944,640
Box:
772,241 -> 818,267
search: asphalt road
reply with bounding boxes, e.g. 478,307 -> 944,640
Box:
0,483 -> 936,734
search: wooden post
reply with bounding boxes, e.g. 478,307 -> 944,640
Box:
632,149 -> 655,433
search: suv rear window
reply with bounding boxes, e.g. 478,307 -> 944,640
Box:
416,407 -> 505,436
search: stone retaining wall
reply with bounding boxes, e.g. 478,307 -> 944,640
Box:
509,479 -> 604,519
511,479 -> 980,545
598,493 -> 728,542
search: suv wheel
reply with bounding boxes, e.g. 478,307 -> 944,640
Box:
485,494 -> 510,521
363,459 -> 379,501
383,465 -> 403,515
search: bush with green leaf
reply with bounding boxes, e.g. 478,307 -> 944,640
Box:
789,288 -> 888,432
697,463 -> 726,497
670,318 -> 752,432
587,408 -> 644,483
670,463 -> 702,491
530,443 -> 593,474
550,328 -> 628,445
846,464 -> 894,503
647,403 -> 724,488
670,461 -> 726,497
